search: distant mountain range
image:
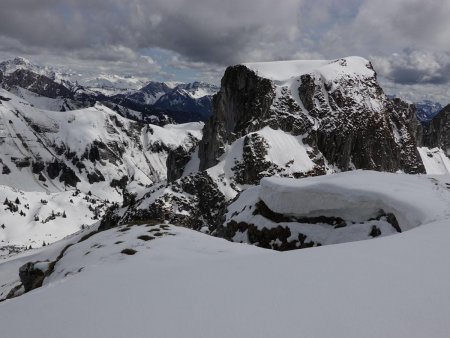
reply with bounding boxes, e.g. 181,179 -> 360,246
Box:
0,57 -> 219,124
415,100 -> 443,122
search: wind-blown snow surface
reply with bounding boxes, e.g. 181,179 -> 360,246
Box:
1,214 -> 450,337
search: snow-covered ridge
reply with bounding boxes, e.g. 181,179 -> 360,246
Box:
243,56 -> 375,82
0,89 -> 202,193
0,57 -> 51,77
175,82 -> 219,99
203,126 -> 318,200
0,57 -> 75,86
260,171 -> 450,230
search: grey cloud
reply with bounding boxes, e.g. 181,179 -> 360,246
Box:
379,78 -> 450,106
0,0 -> 449,102
2,0 -> 449,65
373,51 -> 450,85
345,0 -> 450,54
0,0 -> 303,64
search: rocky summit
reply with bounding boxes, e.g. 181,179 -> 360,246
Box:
106,56 -> 440,247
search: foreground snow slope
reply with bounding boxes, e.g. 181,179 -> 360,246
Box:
1,218 -> 450,338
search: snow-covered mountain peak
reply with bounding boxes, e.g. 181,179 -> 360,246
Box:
175,81 -> 219,99
7,57 -> 32,67
0,57 -> 55,79
243,56 -> 374,82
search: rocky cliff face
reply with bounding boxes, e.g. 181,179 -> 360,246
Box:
200,58 -> 424,174
199,66 -> 275,170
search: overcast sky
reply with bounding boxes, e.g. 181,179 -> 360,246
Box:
0,0 -> 449,103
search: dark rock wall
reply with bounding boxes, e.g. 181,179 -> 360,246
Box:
198,66 -> 275,170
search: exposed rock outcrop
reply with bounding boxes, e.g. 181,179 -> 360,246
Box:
166,146 -> 194,182
19,262 -> 47,292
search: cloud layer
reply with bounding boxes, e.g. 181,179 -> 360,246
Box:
0,0 -> 449,102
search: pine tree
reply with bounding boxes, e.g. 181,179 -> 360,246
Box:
15,197 -> 20,204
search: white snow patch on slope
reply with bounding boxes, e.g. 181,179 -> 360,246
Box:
418,147 -> 450,175
183,146 -> 200,176
205,126 -> 315,199
8,87 -> 67,111
0,186 -> 107,248
258,127 -> 315,173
